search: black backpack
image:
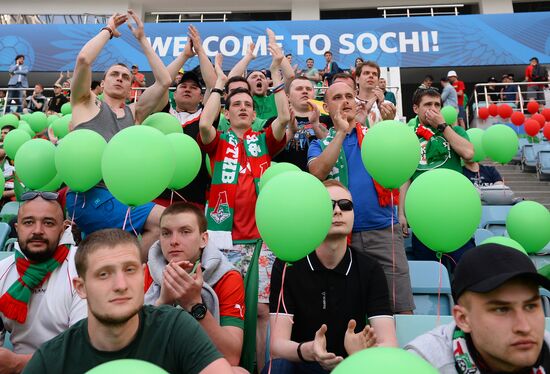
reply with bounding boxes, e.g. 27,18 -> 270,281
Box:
532,63 -> 548,82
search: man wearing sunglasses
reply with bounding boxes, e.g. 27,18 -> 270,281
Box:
0,191 -> 86,373
267,180 -> 397,373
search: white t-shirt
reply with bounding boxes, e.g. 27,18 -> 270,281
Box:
0,228 -> 87,354
169,106 -> 202,127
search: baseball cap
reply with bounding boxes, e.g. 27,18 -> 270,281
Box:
131,65 -> 138,69
447,70 -> 457,78
53,83 -> 62,88
452,243 -> 550,302
178,71 -> 202,88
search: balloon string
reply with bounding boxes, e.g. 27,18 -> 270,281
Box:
81,194 -> 86,209
442,254 -> 458,266
391,191 -> 396,312
172,190 -> 187,202
270,262 -> 292,374
170,190 -> 174,206
122,207 -> 130,231
128,207 -> 139,237
70,192 -> 78,225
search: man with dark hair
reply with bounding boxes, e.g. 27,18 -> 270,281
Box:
46,83 -> 69,114
65,11 -> 172,255
90,80 -> 103,96
322,51 -> 341,84
440,77 -> 458,109
23,228 -> 232,373
308,81 -> 415,314
267,180 -> 396,373
355,61 -> 396,126
379,77 -> 396,106
0,191 -> 85,373
144,202 -> 245,366
303,58 -> 321,85
406,244 -> 550,373
419,75 -> 434,90
7,55 -> 29,113
525,57 -> 547,105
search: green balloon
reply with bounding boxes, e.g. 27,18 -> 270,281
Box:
20,113 -> 32,123
482,124 -> 518,164
47,114 -> 60,125
3,129 -> 32,159
102,126 -> 175,206
480,236 -> 527,255
14,139 -> 57,189
441,106 -> 458,125
361,120 -> 421,189
407,116 -> 418,128
506,201 -> 550,254
255,171 -> 332,262
28,111 -> 49,133
465,128 -> 486,162
55,130 -> 107,192
405,169 -> 482,253
0,114 -> 19,129
38,174 -> 64,192
51,115 -> 72,139
165,133 -> 202,190
205,154 -> 212,177
18,121 -> 35,138
259,162 -> 301,191
141,112 -> 183,135
86,359 -> 168,374
333,347 -> 438,374
61,102 -> 72,115
0,173 -> 5,198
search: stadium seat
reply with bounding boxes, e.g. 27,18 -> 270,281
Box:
0,223 -> 11,250
537,150 -> 550,180
513,138 -> 530,163
474,228 -> 493,245
396,315 -> 550,347
408,261 -> 453,315
540,288 -> 550,317
0,202 -> 20,223
521,144 -> 536,171
479,205 -> 512,234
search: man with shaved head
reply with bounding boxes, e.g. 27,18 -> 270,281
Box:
308,82 -> 414,314
0,191 -> 86,373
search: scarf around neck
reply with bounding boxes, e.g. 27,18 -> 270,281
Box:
0,244 -> 70,323
320,123 -> 399,207
412,117 -> 452,172
206,128 -> 271,249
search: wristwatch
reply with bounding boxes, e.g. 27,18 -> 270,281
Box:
437,123 -> 448,133
190,303 -> 207,321
210,88 -> 224,96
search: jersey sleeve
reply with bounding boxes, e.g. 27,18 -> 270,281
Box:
452,125 -> 470,141
212,270 -> 245,329
197,130 -> 221,157
264,125 -> 287,157
307,139 -> 323,165
22,350 -> 48,374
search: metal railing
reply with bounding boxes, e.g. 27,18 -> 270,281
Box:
0,14 -> 110,24
473,81 -> 548,116
149,11 -> 232,23
377,4 -> 464,18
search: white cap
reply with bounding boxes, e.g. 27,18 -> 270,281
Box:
447,70 -> 457,78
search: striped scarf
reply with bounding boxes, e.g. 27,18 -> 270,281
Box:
0,244 -> 70,323
320,123 -> 399,207
206,129 -> 271,249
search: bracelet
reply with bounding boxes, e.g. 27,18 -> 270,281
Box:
297,342 -> 313,363
210,88 -> 224,96
272,82 -> 285,94
100,26 -> 114,40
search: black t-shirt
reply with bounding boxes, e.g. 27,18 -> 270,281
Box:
269,248 -> 391,358
462,164 -> 502,187
23,305 -> 222,374
47,94 -> 69,113
271,116 -> 318,171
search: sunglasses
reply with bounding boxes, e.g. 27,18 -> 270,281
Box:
20,191 -> 59,202
331,199 -> 353,211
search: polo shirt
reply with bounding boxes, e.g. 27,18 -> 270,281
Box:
269,248 -> 391,358
308,128 -> 395,232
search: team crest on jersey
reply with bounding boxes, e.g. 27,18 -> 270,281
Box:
210,191 -> 231,224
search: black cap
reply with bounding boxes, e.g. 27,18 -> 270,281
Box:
452,243 -> 550,302
488,76 -> 497,83
131,65 -> 138,69
178,71 -> 202,88
530,57 -> 539,63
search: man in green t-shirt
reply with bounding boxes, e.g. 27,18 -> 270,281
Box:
23,229 -> 232,374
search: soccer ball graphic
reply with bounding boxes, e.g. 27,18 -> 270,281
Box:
0,35 -> 35,70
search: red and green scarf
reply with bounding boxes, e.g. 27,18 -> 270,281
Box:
0,245 -> 70,323
320,123 -> 399,207
206,129 -> 271,249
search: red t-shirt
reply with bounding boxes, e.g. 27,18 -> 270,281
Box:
198,126 -> 286,241
452,80 -> 466,106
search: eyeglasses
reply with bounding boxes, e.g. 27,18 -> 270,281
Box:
20,191 -> 59,202
331,199 -> 353,211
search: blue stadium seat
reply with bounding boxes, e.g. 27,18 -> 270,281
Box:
0,202 -> 20,223
480,205 -> 512,231
474,228 -> 493,245
408,261 -> 453,315
0,223 -> 11,251
521,144 -> 536,171
396,315 -> 550,348
540,289 -> 550,317
537,150 -> 550,180
514,138 -> 530,163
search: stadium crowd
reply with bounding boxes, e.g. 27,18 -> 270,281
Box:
0,10 -> 549,374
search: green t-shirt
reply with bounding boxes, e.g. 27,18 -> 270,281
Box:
412,125 -> 470,180
217,113 -> 267,133
253,94 -> 278,120
23,305 -> 222,374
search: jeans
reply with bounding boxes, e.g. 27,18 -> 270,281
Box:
261,359 -> 328,374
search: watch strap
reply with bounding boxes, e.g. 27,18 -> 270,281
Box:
210,88 -> 224,95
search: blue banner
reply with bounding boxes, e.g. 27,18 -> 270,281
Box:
0,12 -> 549,72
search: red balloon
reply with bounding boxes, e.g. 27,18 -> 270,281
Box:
532,113 -> 546,128
544,124 -> 550,140
497,104 -> 513,119
527,101 -> 540,114
510,111 -> 525,126
488,104 -> 499,117
542,108 -> 550,121
478,107 -> 490,120
524,119 -> 540,136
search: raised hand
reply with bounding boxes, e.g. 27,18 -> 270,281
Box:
161,261 -> 203,311
188,25 -> 203,54
107,12 -> 128,38
373,87 -> 385,105
313,324 -> 344,371
379,101 -> 396,121
246,42 -> 257,60
333,101 -> 352,134
214,53 -> 228,85
126,9 -> 145,41
355,101 -> 369,126
267,29 -> 284,70
344,319 -> 377,355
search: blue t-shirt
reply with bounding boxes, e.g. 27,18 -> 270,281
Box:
308,128 -> 395,232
